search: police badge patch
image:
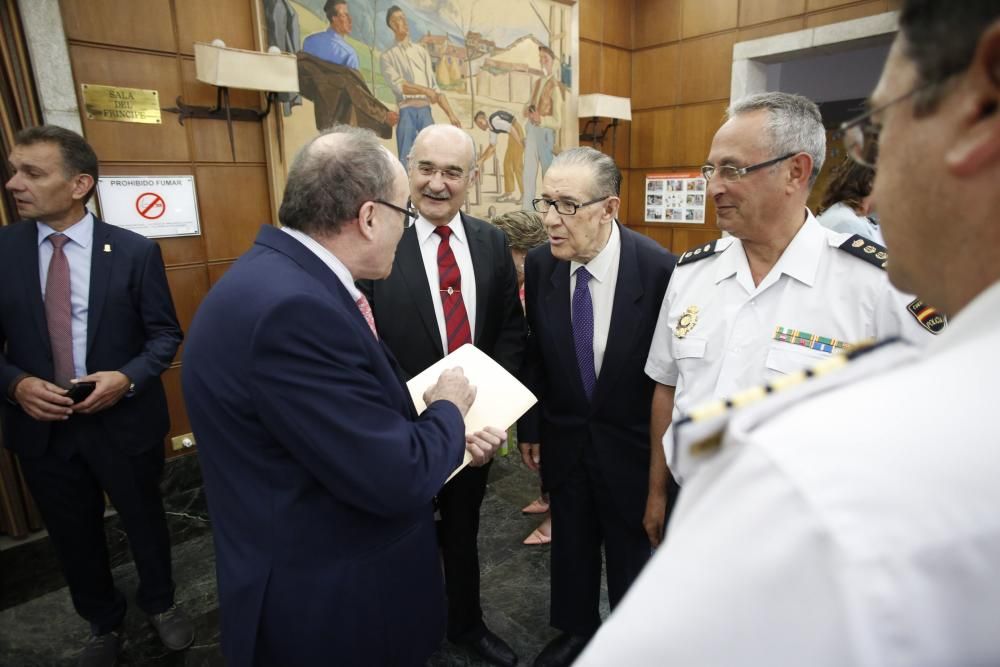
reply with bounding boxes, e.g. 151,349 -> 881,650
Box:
907,299 -> 947,334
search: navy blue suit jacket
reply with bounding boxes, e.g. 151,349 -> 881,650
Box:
182,225 -> 467,666
0,217 -> 181,457
519,223 -> 676,522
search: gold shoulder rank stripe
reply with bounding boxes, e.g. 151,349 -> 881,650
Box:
838,234 -> 888,270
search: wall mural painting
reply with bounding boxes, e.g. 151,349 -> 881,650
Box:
263,0 -> 578,219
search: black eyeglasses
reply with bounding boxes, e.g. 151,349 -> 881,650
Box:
373,199 -> 418,228
700,153 -> 798,182
837,84 -> 929,169
532,196 -> 609,216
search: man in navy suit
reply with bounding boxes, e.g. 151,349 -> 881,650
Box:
360,124 -> 525,667
0,125 -> 189,667
518,147 -> 676,667
182,124 -> 505,666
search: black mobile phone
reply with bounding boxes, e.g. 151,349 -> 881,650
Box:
66,381 -> 96,403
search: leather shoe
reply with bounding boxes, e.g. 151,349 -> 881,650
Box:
459,628 -> 518,667
148,604 -> 195,651
77,630 -> 121,667
533,633 -> 590,667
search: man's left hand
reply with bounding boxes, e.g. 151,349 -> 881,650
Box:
465,425 -> 506,467
72,371 -> 131,414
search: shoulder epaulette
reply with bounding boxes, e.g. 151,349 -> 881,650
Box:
677,237 -> 731,266
674,337 -> 897,460
837,234 -> 888,270
907,299 -> 947,334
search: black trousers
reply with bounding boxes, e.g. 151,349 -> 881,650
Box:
548,449 -> 651,636
436,459 -> 491,641
18,416 -> 175,635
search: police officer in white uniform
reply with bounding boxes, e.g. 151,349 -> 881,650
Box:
577,2 -> 1000,664
640,92 -> 942,546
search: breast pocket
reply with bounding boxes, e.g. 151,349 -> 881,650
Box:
764,343 -> 829,377
673,337 -> 707,360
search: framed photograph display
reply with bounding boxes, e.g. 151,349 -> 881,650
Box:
644,172 -> 706,224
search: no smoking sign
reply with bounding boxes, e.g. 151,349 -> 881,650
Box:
96,176 -> 200,238
135,192 -> 166,220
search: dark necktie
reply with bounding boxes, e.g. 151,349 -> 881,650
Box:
572,266 -> 597,400
45,233 -> 75,387
434,226 -> 471,353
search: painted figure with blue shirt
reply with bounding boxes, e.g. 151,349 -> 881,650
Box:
0,125 -> 189,667
301,0 -> 359,70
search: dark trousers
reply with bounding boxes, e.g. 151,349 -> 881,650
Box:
548,451 -> 650,636
436,459 -> 491,641
18,417 -> 175,635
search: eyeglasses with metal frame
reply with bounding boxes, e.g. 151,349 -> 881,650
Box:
531,195 -> 610,216
373,198 -> 418,228
700,152 -> 799,182
836,84 -> 928,169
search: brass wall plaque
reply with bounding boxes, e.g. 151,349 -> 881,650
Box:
81,84 -> 161,124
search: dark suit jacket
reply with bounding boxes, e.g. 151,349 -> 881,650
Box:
359,213 -> 525,380
519,223 -> 676,522
182,225 -> 467,667
298,52 -> 394,139
0,218 -> 181,458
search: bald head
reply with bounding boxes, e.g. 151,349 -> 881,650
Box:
410,124 -> 476,172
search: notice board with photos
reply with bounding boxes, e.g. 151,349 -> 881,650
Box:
644,172 -> 707,224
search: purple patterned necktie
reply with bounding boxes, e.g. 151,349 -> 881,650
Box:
45,233 -> 75,388
572,266 -> 596,400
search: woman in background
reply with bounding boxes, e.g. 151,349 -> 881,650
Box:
816,158 -> 884,244
491,210 -> 553,545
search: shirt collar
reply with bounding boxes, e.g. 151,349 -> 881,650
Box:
416,212 -> 466,246
36,211 -> 93,248
571,220 -> 619,283
281,226 -> 361,300
714,209 -> 821,287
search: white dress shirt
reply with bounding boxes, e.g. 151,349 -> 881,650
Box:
569,221 -> 620,378
645,211 -> 933,482
415,214 -> 477,352
37,212 -> 93,379
578,279 -> 1000,667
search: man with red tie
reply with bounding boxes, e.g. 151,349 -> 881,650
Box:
360,124 -> 526,667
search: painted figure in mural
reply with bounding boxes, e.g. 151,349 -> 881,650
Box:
302,0 -> 359,70
522,45 -> 563,211
380,4 -> 462,169
475,110 -> 524,204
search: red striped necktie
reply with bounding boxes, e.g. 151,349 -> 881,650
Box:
434,226 -> 471,353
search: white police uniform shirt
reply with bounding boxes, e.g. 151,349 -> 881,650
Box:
645,211 -> 938,482
577,279 -> 1000,667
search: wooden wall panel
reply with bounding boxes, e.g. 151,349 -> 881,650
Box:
739,0 -> 807,26
165,265 -> 211,339
670,227 -> 721,253
580,41 -> 601,94
208,262 -> 235,286
681,0 -> 738,39
174,0 -> 256,55
69,46 -> 190,162
738,17 -> 807,42
618,169 -> 630,223
634,0 -> 681,49
630,108 -> 676,168
631,224 -> 673,250
603,0 -> 633,50
600,46 -> 632,98
59,0 -> 176,53
678,32 -> 737,104
196,165 -> 271,262
631,44 -> 679,109
806,0 -> 868,11
580,0 -> 604,42
673,100 -> 727,166
804,1 -> 889,28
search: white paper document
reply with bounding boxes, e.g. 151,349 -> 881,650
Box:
406,344 -> 537,482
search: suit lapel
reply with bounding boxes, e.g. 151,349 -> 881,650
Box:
17,222 -> 49,348
592,224 -> 644,407
545,256 -> 588,403
463,213 -> 491,346
395,226 -> 444,357
86,219 -> 114,357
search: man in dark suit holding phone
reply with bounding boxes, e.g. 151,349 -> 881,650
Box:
360,124 -> 525,667
0,126 -> 188,667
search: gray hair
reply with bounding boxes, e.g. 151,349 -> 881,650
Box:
727,92 -> 826,187
278,124 -> 397,236
550,146 -> 621,199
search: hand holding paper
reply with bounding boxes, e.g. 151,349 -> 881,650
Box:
422,367 -> 476,416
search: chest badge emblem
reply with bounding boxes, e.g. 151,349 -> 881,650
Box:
674,305 -> 700,338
